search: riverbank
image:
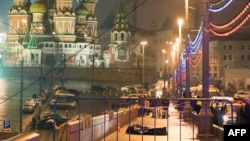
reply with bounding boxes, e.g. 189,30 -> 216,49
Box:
0,67 -> 158,84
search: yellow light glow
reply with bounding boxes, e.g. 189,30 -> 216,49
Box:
140,41 -> 147,46
178,18 -> 183,26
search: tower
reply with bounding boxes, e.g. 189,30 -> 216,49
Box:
5,0 -> 102,68
8,0 -> 31,39
103,0 -> 131,68
29,0 -> 47,34
7,0 -> 32,63
53,0 -> 76,42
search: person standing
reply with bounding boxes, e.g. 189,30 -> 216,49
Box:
162,95 -> 170,118
177,99 -> 185,119
195,96 -> 202,114
236,98 -> 250,125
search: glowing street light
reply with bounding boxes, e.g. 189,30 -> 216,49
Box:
140,41 -> 147,88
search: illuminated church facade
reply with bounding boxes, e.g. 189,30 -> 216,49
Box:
4,0 -> 132,68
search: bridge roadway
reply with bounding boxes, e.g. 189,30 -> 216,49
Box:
101,102 -> 219,141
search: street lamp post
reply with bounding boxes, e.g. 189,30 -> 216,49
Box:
183,0 -> 193,121
140,41 -> 147,88
40,47 -> 43,94
177,19 -> 183,97
197,0 -> 213,137
19,59 -> 24,132
164,59 -> 169,96
91,46 -> 97,93
162,49 -> 169,96
61,54 -> 66,87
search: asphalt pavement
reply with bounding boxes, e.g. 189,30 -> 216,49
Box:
100,102 -> 202,141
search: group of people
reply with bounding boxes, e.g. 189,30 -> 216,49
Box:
210,100 -> 228,126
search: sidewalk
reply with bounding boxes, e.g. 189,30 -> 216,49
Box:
101,102 -> 200,141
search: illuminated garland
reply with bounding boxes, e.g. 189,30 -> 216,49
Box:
210,14 -> 250,36
188,31 -> 203,54
188,22 -> 203,55
189,51 -> 202,66
186,22 -> 203,67
209,0 -> 233,13
210,1 -> 250,36
181,53 -> 186,72
210,2 -> 250,29
210,0 -> 227,5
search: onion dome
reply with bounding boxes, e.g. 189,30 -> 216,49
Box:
14,0 -> 26,7
30,0 -> 47,13
75,3 -> 89,16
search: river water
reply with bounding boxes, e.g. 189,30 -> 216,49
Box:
0,77 -> 131,132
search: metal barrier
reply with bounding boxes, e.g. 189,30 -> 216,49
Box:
8,96 -> 234,141
51,97 -> 234,141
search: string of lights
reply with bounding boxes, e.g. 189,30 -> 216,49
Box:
209,0 -> 233,13
210,2 -> 250,29
210,14 -> 250,36
189,51 -> 202,66
175,0 -> 250,88
188,30 -> 203,54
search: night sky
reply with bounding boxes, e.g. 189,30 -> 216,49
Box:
0,0 -> 186,33
0,0 -> 248,34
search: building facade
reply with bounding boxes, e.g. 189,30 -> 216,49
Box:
5,0 -> 102,68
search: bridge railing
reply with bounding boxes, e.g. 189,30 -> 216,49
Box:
8,97 -> 234,141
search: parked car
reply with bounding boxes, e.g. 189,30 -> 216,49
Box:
67,88 -> 81,96
104,86 -> 118,93
91,85 -> 104,92
22,104 -> 35,114
120,86 -> 137,94
39,93 -> 48,103
234,90 -> 250,99
50,97 -> 77,109
55,90 -> 75,97
51,85 -> 67,92
37,113 -> 68,129
25,98 -> 37,107
120,93 -> 149,105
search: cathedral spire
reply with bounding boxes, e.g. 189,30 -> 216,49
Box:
113,0 -> 128,32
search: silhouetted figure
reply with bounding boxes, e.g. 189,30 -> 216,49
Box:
236,99 -> 250,125
32,117 -> 36,130
195,96 -> 202,114
177,100 -> 185,118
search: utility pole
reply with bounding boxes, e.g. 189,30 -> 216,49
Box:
185,0 -> 190,98
40,48 -> 43,93
197,0 -> 213,138
91,54 -> 95,92
61,54 -> 65,87
183,0 -> 192,121
19,59 -> 24,132
140,41 -> 147,88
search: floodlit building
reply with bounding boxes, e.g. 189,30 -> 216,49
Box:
4,0 -> 102,68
